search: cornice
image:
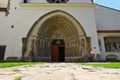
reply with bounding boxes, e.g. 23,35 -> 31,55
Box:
97,30 -> 120,33
19,3 -> 95,10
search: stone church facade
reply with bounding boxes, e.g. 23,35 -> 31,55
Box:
0,0 -> 120,62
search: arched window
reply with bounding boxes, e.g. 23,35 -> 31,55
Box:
47,0 -> 69,3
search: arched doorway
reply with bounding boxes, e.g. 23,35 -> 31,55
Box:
23,10 -> 91,62
106,54 -> 118,62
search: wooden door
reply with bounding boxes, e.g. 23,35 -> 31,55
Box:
58,46 -> 65,62
0,46 -> 6,61
51,45 -> 58,62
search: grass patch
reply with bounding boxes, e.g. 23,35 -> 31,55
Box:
12,69 -> 21,72
0,62 -> 44,68
79,62 -> 120,69
14,76 -> 24,80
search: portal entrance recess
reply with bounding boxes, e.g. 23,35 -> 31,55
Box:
23,10 -> 91,62
52,39 -> 65,62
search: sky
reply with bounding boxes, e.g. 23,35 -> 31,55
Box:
94,0 -> 120,10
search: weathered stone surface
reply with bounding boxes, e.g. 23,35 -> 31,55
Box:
0,63 -> 120,80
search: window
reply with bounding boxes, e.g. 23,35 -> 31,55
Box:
47,0 -> 69,3
104,37 -> 120,52
23,0 -> 27,3
0,0 -> 10,16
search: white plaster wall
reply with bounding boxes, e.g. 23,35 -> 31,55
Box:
0,0 -> 21,59
19,0 -> 92,3
95,5 -> 120,30
0,1 -> 98,60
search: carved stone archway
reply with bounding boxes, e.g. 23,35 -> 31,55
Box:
23,10 -> 91,62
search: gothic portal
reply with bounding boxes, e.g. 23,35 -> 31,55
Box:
23,10 -> 91,62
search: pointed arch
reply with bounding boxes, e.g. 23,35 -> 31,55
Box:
27,10 -> 86,38
24,10 -> 89,62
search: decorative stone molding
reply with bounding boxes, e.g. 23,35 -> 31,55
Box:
19,3 -> 95,10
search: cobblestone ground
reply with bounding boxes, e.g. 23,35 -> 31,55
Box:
0,63 -> 120,80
